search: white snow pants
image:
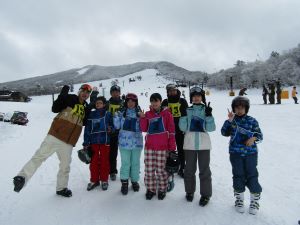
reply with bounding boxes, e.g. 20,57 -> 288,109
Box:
18,134 -> 73,191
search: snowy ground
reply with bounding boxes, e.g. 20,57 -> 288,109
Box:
0,69 -> 299,225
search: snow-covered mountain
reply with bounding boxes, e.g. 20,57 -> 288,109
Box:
0,69 -> 299,225
0,61 -> 206,96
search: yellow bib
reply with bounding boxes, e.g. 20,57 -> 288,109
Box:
71,104 -> 85,120
109,104 -> 121,115
168,102 -> 181,117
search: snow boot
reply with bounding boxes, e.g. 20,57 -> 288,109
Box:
87,182 -> 100,191
199,196 -> 210,207
158,191 -> 166,200
132,182 -> 140,192
234,191 -> 245,213
249,193 -> 260,215
101,182 -> 109,191
13,176 -> 25,192
56,188 -> 72,197
121,179 -> 129,195
110,173 -> 117,181
145,190 -> 156,200
186,193 -> 194,202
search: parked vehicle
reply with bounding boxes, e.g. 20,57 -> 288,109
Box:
0,90 -> 31,102
10,111 -> 29,125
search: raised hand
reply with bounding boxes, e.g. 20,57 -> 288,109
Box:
205,102 -> 212,116
139,109 -> 146,118
227,108 -> 235,122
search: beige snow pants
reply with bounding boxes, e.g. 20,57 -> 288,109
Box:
18,134 -> 73,191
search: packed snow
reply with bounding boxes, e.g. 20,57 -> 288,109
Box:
0,69 -> 299,225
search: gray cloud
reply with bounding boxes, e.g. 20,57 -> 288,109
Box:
1,0 -> 300,82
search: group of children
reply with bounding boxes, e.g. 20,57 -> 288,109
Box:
82,84 -> 263,215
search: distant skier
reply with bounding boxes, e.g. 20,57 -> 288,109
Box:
292,86 -> 298,104
276,79 -> 282,104
221,96 -> 263,215
13,84 -> 92,197
262,85 -> 269,104
239,88 -> 248,96
162,84 -> 189,178
268,83 -> 275,104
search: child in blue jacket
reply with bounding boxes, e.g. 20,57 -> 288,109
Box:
221,96 -> 263,215
113,93 -> 143,195
83,96 -> 113,191
179,86 -> 216,206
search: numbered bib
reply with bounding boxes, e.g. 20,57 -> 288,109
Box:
109,104 -> 121,115
71,104 -> 85,120
168,102 -> 181,117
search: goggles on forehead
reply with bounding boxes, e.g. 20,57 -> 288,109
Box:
126,93 -> 138,101
190,86 -> 204,94
79,84 -> 92,93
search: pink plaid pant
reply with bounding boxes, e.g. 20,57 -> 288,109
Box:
144,149 -> 168,193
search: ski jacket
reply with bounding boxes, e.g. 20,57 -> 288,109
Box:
140,107 -> 176,151
162,91 -> 189,133
221,115 -> 263,155
179,104 -> 216,150
83,108 -> 113,146
48,94 -> 90,146
292,89 -> 298,97
113,107 -> 143,150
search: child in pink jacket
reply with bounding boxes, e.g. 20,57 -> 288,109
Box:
140,93 -> 176,200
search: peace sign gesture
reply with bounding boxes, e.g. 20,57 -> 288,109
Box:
139,109 -> 146,118
227,108 -> 235,122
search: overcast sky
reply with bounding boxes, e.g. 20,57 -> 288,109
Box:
1,0 -> 300,82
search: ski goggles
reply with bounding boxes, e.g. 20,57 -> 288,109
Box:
79,84 -> 92,93
190,86 -> 204,95
126,93 -> 138,101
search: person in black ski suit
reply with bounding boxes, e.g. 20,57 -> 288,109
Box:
162,84 -> 189,178
107,85 -> 124,181
262,85 -> 269,104
268,83 -> 275,104
276,80 -> 282,104
239,88 -> 248,96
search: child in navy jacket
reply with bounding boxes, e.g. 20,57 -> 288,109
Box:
221,96 -> 263,215
83,96 -> 113,191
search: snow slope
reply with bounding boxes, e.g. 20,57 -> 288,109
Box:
0,69 -> 299,225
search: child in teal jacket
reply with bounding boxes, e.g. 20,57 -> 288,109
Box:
179,86 -> 215,206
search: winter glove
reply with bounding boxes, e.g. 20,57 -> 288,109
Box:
205,102 -> 212,117
60,85 -> 70,96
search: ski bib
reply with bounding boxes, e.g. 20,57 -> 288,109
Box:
148,117 -> 165,134
231,126 -> 254,144
108,104 -> 121,115
122,117 -> 138,132
91,117 -> 107,134
168,102 -> 181,118
71,104 -> 85,120
189,115 -> 205,132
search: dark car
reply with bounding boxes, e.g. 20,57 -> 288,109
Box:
10,111 -> 29,125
